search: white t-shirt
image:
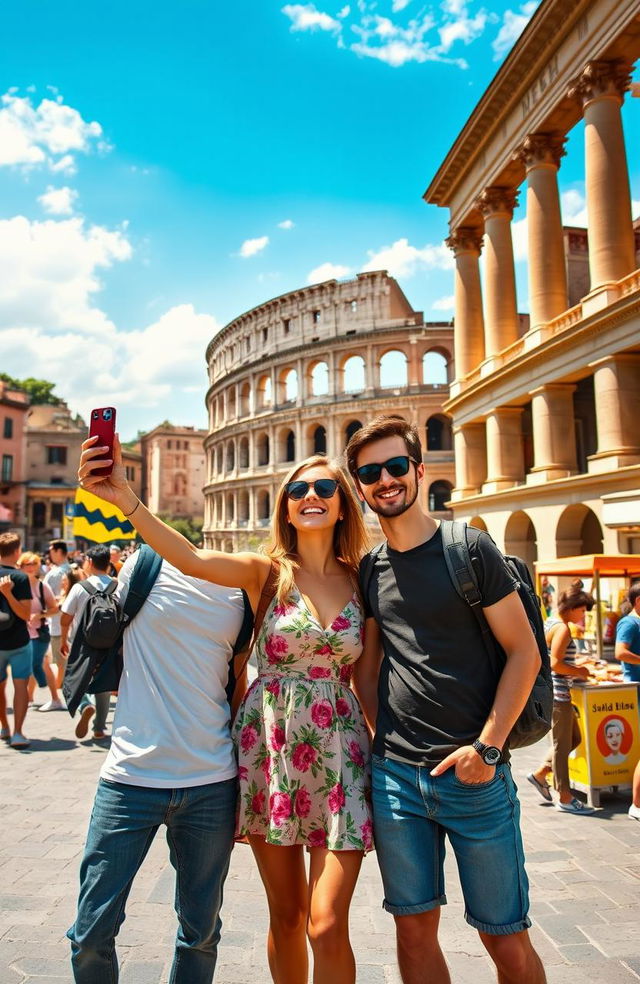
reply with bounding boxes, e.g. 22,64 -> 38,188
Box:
61,573 -> 114,645
44,562 -> 71,635
100,553 -> 246,789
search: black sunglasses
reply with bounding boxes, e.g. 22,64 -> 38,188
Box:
355,455 -> 416,486
284,479 -> 339,500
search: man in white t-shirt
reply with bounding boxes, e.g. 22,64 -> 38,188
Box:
67,549 -> 249,984
60,545 -> 114,740
43,539 -> 71,692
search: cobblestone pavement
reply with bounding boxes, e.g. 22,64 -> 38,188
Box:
2,693 -> 640,983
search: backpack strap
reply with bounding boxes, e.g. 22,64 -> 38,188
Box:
122,545 -> 163,624
440,519 -> 482,607
232,561 -> 279,685
232,591 -> 254,656
79,579 -> 117,598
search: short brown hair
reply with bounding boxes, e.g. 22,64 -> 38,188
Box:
0,532 -> 21,558
345,414 -> 422,479
557,589 -> 595,614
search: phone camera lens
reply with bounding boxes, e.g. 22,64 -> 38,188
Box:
103,409 -> 112,420
92,411 -> 99,419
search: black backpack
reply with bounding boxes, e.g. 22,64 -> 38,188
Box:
440,520 -> 552,749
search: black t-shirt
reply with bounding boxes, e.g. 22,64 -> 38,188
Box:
361,527 -> 516,767
0,564 -> 31,650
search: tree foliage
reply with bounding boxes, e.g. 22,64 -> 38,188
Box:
158,514 -> 203,545
0,373 -> 62,405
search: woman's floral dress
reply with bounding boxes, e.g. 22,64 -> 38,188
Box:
233,588 -> 373,852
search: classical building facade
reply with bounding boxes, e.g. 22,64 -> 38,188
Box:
0,382 -> 30,539
203,271 -> 454,550
140,424 -> 207,520
424,0 -> 640,568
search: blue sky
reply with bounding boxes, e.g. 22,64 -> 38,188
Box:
0,1 -> 638,439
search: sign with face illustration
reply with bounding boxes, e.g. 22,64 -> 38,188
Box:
569,685 -> 640,789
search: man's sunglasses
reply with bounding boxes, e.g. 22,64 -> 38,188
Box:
355,455 -> 417,486
284,479 -> 339,500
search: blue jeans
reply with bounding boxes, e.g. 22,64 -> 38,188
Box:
31,635 -> 50,688
78,692 -> 111,734
372,755 -> 531,935
68,776 -> 238,983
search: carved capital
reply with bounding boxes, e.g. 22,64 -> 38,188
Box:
568,59 -> 633,108
445,226 -> 483,256
475,186 -> 519,220
514,132 -> 566,170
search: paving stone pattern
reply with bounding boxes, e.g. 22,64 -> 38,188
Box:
2,695 -> 640,982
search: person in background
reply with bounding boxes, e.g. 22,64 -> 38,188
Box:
17,551 -> 64,711
60,545 -> 114,742
108,544 -> 123,575
528,588 -> 595,815
0,532 -> 33,748
615,584 -> 640,821
44,540 -> 71,690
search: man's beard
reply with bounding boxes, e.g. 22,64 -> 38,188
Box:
365,481 -> 419,518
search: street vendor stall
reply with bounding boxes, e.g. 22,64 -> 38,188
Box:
535,555 -> 640,806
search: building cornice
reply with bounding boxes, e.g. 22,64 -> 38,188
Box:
452,464 -> 640,511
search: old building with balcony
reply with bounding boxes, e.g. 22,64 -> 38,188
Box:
203,271 -> 454,550
0,381 -> 30,539
424,0 -> 640,568
140,424 -> 207,520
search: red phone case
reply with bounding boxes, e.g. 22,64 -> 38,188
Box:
89,407 -> 116,477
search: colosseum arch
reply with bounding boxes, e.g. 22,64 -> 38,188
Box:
341,354 -> 365,394
257,375 -> 272,409
239,436 -> 249,469
426,413 -> 453,451
423,349 -> 450,386
307,360 -> 329,397
238,489 -> 249,524
469,516 -> 487,531
277,427 -> 296,464
216,445 -> 223,474
240,381 -> 251,417
380,349 -> 408,388
226,492 -> 235,523
277,367 -> 298,404
556,504 -> 603,557
505,511 -> 538,573
428,480 -> 453,512
344,419 -> 362,447
227,387 -> 237,420
313,425 -> 327,455
225,440 -> 235,472
256,432 -> 270,467
257,489 -> 271,524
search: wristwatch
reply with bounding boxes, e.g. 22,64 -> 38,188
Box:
472,739 -> 502,766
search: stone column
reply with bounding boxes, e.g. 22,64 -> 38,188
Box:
451,423 -> 487,501
445,226 -> 485,379
527,384 -> 577,483
296,358 -> 304,406
588,355 -> 640,472
476,188 -> 519,358
407,338 -> 421,387
569,60 -> 635,289
515,133 -> 568,329
483,408 -> 525,493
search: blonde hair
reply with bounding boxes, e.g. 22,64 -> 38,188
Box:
264,455 -> 370,603
17,551 -> 41,568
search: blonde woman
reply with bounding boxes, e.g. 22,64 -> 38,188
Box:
79,435 -> 374,984
17,552 -> 62,711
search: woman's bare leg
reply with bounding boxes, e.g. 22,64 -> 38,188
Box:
307,849 -> 363,984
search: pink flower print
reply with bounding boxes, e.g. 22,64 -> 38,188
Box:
273,602 -> 293,617
240,725 -> 258,753
294,787 -> 312,818
348,740 -> 365,768
291,742 -> 317,773
339,664 -> 352,685
265,679 -> 280,697
310,700 -> 333,730
251,791 -> 266,815
261,756 -> 272,783
269,725 -> 286,752
269,791 -> 292,827
315,643 -> 333,657
360,819 -> 373,851
335,697 -> 351,718
238,766 -> 249,782
331,614 -> 351,631
265,634 -> 288,665
308,828 -> 327,848
328,782 -> 346,815
309,666 -> 331,680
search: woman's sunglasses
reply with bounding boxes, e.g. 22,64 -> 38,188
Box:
284,479 -> 339,500
355,455 -> 416,486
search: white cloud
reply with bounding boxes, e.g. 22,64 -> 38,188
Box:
278,218 -> 295,229
239,235 -> 269,258
38,185 -> 78,216
0,92 -> 104,171
338,4 -> 351,17
361,238 -> 453,278
392,0 -> 412,10
432,294 -> 455,310
307,262 -> 352,283
492,2 -> 538,60
439,10 -> 488,52
282,4 -> 342,33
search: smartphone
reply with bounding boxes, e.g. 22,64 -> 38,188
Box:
89,407 -> 116,477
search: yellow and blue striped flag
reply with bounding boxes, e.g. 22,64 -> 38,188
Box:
73,488 -> 136,542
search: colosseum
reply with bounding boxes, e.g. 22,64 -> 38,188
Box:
203,270 -> 455,551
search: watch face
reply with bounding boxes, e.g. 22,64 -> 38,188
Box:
483,746 -> 501,766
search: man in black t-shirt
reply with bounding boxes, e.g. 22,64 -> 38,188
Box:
0,532 -> 34,749
347,416 -> 545,984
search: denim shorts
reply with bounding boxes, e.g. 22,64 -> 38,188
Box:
371,754 -> 531,936
0,644 -> 33,682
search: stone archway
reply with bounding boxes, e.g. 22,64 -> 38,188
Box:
505,510 -> 538,574
556,504 -> 603,557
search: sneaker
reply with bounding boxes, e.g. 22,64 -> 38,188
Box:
527,772 -> 552,803
92,731 -> 110,742
556,797 -> 595,815
628,803 -> 640,821
75,705 -> 95,739
38,699 -> 65,712
10,732 -> 30,749
0,727 -> 10,741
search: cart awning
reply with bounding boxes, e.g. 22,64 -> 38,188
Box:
535,555 -> 640,578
